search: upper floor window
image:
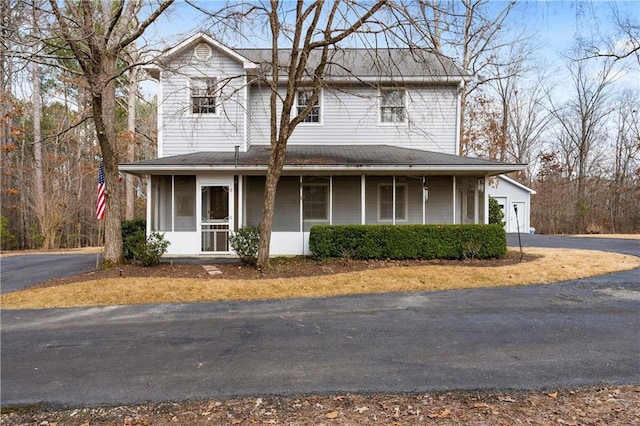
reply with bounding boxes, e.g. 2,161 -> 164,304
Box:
191,78 -> 217,114
380,89 -> 405,123
297,90 -> 321,123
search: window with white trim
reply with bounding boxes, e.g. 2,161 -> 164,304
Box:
380,89 -> 405,123
297,90 -> 320,123
303,184 -> 328,220
191,78 -> 217,114
378,183 -> 407,221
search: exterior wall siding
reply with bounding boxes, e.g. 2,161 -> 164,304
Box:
160,47 -> 247,157
248,85 -> 458,154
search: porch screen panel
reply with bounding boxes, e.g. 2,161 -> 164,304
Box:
365,176 -> 393,224
273,177 -> 300,231
151,175 -> 172,232
424,176 -> 454,224
244,176 -> 265,227
332,176 -> 361,225
302,176 -> 330,232
174,175 -> 196,231
406,177 -> 423,224
243,176 -> 300,231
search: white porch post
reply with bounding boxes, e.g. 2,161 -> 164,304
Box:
361,175 -> 366,225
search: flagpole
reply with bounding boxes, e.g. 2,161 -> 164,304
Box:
95,156 -> 106,269
96,219 -> 103,269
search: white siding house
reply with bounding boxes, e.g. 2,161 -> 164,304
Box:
120,33 -> 527,257
488,175 -> 536,233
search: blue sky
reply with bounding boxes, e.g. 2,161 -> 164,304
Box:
142,1 -> 639,91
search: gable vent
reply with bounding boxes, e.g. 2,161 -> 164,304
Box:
194,43 -> 212,61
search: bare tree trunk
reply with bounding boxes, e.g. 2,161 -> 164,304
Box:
32,2 -> 46,247
93,55 -> 124,264
126,63 -> 137,220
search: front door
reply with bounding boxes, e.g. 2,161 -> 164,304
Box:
200,185 -> 232,252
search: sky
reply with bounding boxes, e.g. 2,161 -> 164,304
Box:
140,1 -> 639,93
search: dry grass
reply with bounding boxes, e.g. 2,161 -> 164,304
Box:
2,247 -> 638,310
0,246 -> 102,258
571,233 -> 640,240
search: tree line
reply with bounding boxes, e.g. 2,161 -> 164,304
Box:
1,1 -> 638,264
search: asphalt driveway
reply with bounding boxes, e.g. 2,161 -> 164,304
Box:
1,253 -> 99,293
1,236 -> 638,407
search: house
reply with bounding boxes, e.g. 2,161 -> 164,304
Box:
119,33 -> 526,256
487,175 -> 536,233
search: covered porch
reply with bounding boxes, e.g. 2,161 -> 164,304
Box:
119,145 -> 525,257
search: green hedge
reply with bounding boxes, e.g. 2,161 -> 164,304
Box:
309,224 -> 506,260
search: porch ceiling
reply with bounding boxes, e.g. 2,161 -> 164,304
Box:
119,145 -> 527,176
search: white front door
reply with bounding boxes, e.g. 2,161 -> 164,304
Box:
200,183 -> 233,253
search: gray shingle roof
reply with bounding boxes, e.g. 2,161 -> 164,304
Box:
120,145 -> 525,175
237,48 -> 467,80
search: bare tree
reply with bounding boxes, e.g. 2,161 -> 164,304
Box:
547,53 -> 618,231
608,90 -> 640,232
46,0 -> 174,264
586,2 -> 640,65
391,0 -> 518,154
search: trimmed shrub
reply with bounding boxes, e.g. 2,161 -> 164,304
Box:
309,224 -> 506,260
132,232 -> 170,266
229,225 -> 260,265
122,219 -> 146,261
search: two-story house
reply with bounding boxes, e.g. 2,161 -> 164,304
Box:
120,33 -> 526,257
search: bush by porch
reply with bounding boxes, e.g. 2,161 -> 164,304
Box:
309,224 -> 506,260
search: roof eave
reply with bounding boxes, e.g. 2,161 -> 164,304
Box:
119,163 -> 526,176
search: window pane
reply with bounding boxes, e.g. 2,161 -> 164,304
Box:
191,78 -> 216,114
297,90 -> 320,122
381,90 -> 405,123
303,185 -> 327,220
379,184 -> 406,220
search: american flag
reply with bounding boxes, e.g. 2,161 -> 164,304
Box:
96,161 -> 106,220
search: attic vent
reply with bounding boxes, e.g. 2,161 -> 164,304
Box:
194,43 -> 212,61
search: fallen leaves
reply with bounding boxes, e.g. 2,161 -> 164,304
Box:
324,410 -> 339,419
2,386 -> 639,425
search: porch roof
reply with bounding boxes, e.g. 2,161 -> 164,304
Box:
120,145 -> 526,176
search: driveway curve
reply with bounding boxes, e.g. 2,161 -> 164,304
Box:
1,254 -> 99,293
1,236 -> 638,407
